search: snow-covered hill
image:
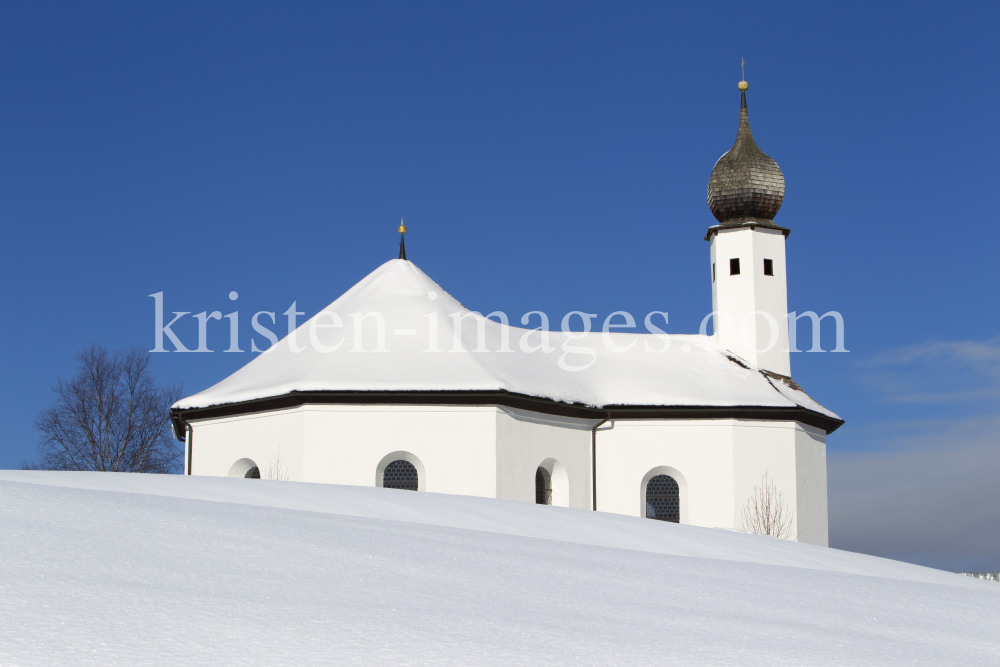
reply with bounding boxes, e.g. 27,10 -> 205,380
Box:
1,471 -> 996,666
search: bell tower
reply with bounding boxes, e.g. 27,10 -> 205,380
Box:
706,77 -> 791,377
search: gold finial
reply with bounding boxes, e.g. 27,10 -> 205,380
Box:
398,217 -> 407,234
738,57 -> 748,92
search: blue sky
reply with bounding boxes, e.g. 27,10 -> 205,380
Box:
1,1 -> 997,571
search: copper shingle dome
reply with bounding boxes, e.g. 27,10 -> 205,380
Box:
707,89 -> 785,230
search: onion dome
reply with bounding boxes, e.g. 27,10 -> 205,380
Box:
706,83 -> 788,238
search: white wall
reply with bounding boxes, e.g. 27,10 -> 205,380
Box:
300,405 -> 497,496
190,404 -> 597,507
730,420 -> 828,546
494,407 -> 595,510
710,227 -> 791,375
187,404 -> 827,544
595,418 -> 827,544
794,425 -> 829,546
189,408 -> 305,480
189,404 -> 499,497
595,420 -> 737,528
731,421 -> 799,534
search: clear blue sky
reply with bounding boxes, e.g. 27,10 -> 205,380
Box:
1,2 -> 997,571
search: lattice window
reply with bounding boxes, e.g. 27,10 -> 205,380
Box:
535,467 -> 552,505
244,466 -> 260,479
646,474 -> 679,523
383,460 -> 418,491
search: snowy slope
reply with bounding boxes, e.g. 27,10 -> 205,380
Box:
174,260 -> 839,420
2,471 -> 995,666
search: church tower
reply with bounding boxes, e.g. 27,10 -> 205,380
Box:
706,78 -> 791,377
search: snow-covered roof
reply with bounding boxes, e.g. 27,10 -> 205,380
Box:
174,260 -> 839,426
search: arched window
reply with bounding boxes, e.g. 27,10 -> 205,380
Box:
383,459 -> 418,491
646,474 -> 679,523
228,458 -> 259,478
535,467 -> 552,505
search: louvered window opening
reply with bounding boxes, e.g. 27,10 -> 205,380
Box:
535,467 -> 552,505
646,474 -> 679,523
383,460 -> 418,491
244,466 -> 260,479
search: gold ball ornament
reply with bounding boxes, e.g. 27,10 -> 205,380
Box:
738,80 -> 749,92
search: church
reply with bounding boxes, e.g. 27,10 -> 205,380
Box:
171,78 -> 842,546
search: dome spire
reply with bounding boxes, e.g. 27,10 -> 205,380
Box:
706,70 -> 788,240
398,218 -> 407,260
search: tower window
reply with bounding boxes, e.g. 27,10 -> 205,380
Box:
764,259 -> 774,276
729,258 -> 740,275
712,263 -> 716,282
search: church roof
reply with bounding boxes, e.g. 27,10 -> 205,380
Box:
173,260 -> 840,430
707,89 -> 786,235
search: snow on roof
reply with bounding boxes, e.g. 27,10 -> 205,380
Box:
763,372 -> 841,421
174,259 -> 839,419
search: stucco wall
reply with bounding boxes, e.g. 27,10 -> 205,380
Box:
300,405 -> 497,496
595,419 -> 736,528
710,227 -> 791,375
731,421 -> 799,533
730,420 -> 828,546
186,405 -> 828,544
189,407 -> 306,480
795,424 -> 829,546
595,418 -> 828,544
494,407 -> 595,509
189,404 -> 499,497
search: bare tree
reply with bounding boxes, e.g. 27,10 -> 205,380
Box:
265,446 -> 290,481
740,471 -> 795,540
28,344 -> 183,473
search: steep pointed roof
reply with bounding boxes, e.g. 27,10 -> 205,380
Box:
174,260 -> 840,430
707,87 -> 786,235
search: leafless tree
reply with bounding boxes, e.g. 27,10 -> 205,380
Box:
27,344 -> 183,473
740,471 -> 795,540
265,446 -> 290,481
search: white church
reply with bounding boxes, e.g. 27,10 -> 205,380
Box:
171,80 -> 842,545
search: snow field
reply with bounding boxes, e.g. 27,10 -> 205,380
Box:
1,471 -> 996,666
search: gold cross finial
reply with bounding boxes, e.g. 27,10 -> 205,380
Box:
398,217 -> 406,234
738,58 -> 749,92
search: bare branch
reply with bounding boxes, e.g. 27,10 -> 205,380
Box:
29,344 -> 183,474
265,446 -> 290,481
740,471 -> 795,540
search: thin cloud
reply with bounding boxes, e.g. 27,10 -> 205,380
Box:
833,338 -> 1000,571
829,415 -> 1000,572
855,336 -> 1000,403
